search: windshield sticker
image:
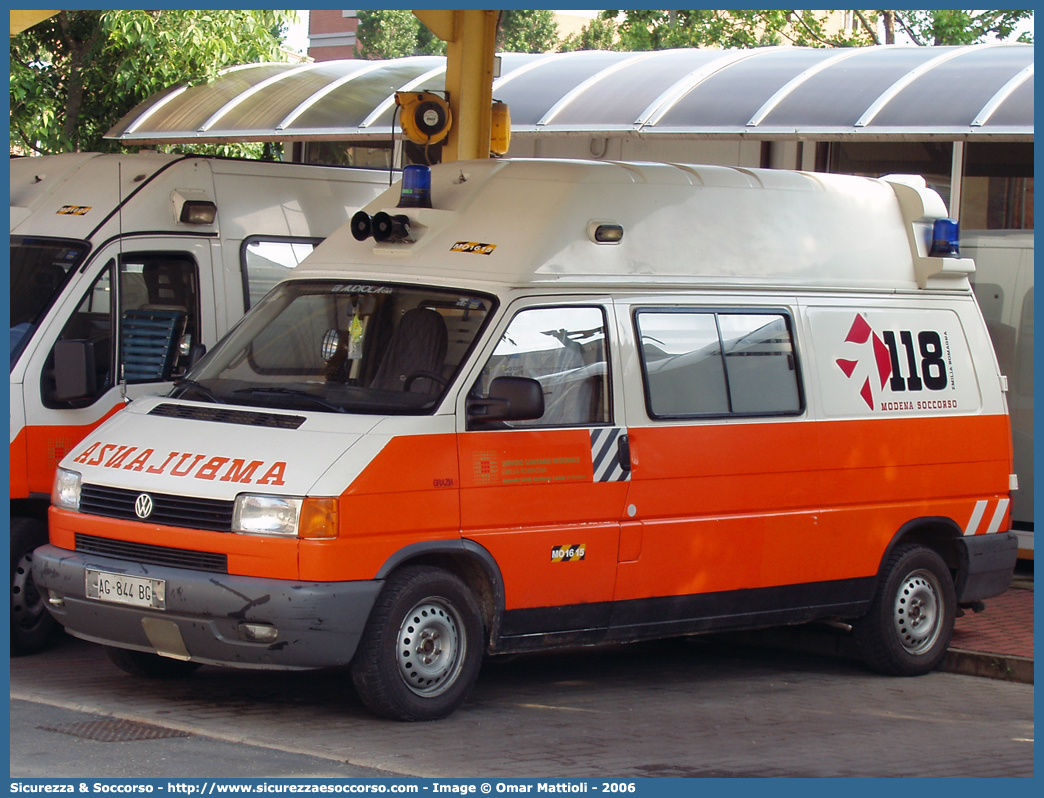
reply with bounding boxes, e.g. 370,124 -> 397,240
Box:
451,241 -> 496,255
330,284 -> 394,295
57,205 -> 91,216
72,442 -> 286,486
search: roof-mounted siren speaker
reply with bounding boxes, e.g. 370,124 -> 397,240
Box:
350,210 -> 372,241
372,212 -> 411,243
396,91 -> 452,146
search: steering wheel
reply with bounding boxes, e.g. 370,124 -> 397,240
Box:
403,371 -> 448,391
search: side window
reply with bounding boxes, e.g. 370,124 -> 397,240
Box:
242,237 -> 321,311
41,253 -> 200,408
636,309 -> 802,419
473,306 -> 611,428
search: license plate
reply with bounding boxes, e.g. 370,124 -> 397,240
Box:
85,569 -> 165,610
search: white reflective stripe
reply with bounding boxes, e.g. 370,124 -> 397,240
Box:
964,500 -> 988,536
986,498 -> 1010,535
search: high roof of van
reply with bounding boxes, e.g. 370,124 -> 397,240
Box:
10,153 -> 391,242
299,158 -> 969,293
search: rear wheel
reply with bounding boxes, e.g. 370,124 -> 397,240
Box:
351,566 -> 483,721
105,646 -> 202,679
10,517 -> 61,655
854,544 -> 956,676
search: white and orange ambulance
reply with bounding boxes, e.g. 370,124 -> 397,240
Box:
34,159 -> 1018,721
10,152 -> 389,653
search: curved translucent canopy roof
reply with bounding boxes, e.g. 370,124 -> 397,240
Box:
106,44 -> 1033,145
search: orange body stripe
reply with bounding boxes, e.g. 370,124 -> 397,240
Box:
10,429 -> 29,499
48,414 -> 1011,612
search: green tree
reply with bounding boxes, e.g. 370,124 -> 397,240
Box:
602,10 -> 873,50
601,9 -> 1033,51
10,10 -> 295,155
876,10 -> 1033,45
358,10 -> 558,57
498,10 -> 560,53
560,16 -> 622,52
356,9 -> 446,59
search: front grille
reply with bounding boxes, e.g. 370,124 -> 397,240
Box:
80,484 -> 234,532
149,403 -> 305,429
76,533 -> 228,574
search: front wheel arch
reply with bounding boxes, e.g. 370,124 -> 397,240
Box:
374,540 -> 504,646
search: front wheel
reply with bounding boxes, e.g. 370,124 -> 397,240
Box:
10,517 -> 61,655
351,566 -> 483,721
853,544 -> 956,676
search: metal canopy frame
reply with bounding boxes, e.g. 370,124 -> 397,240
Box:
106,44 -> 1034,146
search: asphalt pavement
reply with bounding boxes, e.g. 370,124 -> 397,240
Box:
9,569 -> 1034,779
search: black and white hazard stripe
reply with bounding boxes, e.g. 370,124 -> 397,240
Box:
590,427 -> 630,482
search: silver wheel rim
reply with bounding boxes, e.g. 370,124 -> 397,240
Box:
892,568 -> 943,655
11,550 -> 47,633
396,598 -> 466,698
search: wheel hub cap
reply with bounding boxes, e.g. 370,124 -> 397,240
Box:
396,600 -> 465,697
892,569 -> 942,655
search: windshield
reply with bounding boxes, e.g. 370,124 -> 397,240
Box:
175,280 -> 496,415
10,237 -> 89,369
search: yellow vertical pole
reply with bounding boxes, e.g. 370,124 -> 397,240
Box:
414,9 -> 499,162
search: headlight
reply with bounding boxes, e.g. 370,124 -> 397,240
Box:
52,468 -> 82,511
233,495 -> 302,537
232,495 -> 339,539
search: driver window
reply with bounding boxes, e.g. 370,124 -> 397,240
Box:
473,306 -> 611,427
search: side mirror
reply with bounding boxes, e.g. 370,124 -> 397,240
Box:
186,343 -> 207,370
467,376 -> 544,424
53,340 -> 96,402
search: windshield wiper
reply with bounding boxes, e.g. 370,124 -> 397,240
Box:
174,379 -> 221,404
233,387 -> 347,414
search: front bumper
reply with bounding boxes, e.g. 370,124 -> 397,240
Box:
32,544 -> 382,670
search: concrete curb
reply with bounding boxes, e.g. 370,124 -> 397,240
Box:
718,625 -> 1034,685
941,649 -> 1034,684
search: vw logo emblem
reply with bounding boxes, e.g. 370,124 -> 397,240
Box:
134,493 -> 154,520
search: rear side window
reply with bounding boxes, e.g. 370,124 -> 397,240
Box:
635,309 -> 803,419
242,237 -> 322,311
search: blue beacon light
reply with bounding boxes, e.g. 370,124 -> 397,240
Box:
398,164 -> 432,209
929,218 -> 960,257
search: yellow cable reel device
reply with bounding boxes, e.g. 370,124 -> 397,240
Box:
395,91 -> 452,146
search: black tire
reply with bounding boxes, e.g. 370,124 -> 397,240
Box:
105,646 -> 203,679
351,566 -> 483,721
853,544 -> 956,676
10,517 -> 62,656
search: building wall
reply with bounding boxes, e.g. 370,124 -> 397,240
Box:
308,9 -> 358,61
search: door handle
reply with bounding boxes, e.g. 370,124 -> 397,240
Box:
618,434 -> 631,472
